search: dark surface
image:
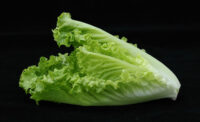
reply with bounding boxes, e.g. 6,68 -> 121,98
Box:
1,1 -> 200,121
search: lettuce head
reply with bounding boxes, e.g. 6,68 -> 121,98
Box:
19,13 -> 181,106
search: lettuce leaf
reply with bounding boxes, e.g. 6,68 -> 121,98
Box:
19,12 -> 181,106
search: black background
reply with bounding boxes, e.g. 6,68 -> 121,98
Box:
1,1 -> 200,121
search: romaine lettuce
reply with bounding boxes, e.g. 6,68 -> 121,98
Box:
19,13 -> 181,106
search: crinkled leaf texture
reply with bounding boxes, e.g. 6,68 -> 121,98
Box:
19,12 -> 181,106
